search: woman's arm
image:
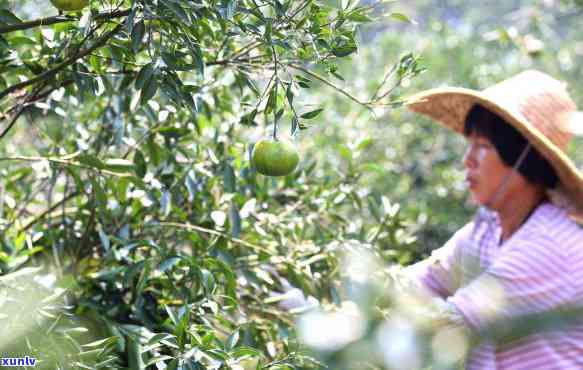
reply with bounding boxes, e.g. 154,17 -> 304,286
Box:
447,235 -> 572,341
401,222 -> 474,299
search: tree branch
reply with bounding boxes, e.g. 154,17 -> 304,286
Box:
156,222 -> 274,255
287,63 -> 369,107
0,154 -> 133,177
0,104 -> 27,140
18,191 -> 81,232
0,80 -> 51,139
0,23 -> 123,102
0,9 -> 131,34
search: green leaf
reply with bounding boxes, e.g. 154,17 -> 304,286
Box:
337,144 -> 352,162
224,163 -> 236,193
77,154 -> 105,169
232,346 -> 262,358
83,336 -> 119,348
159,256 -> 181,273
140,76 -> 159,105
274,0 -> 286,19
167,359 -> 178,370
229,203 -> 241,238
275,108 -> 284,124
220,0 -> 238,19
145,356 -> 174,367
264,19 -> 273,43
135,259 -> 152,296
164,305 -> 179,326
0,9 -> 22,24
240,109 -> 258,126
163,1 -> 190,23
201,269 -> 216,295
128,338 -> 145,370
117,177 -> 129,203
91,178 -> 108,211
135,63 -> 155,90
291,116 -> 299,136
265,83 -> 278,115
185,40 -> 205,76
134,150 -> 147,178
185,170 -> 198,201
160,190 -> 172,218
8,36 -> 36,47
131,20 -> 146,53
285,82 -> 294,105
300,108 -> 323,119
125,0 -> 138,33
389,12 -> 414,24
225,330 -> 239,351
175,305 -> 191,348
104,158 -> 134,173
98,225 -> 110,251
331,44 -> 357,57
346,9 -> 373,22
296,75 -> 312,89
148,333 -> 177,346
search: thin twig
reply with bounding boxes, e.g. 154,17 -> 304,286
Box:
4,178 -> 50,230
288,63 -> 369,107
208,55 -> 268,66
0,9 -> 130,34
0,80 -> 76,123
156,222 -> 274,255
286,0 -> 313,22
370,63 -> 398,101
0,155 -> 133,177
75,196 -> 96,271
0,24 -> 123,102
0,104 -> 28,140
229,41 -> 262,61
271,44 -> 279,140
18,191 -> 80,232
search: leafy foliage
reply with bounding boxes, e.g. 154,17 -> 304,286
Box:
0,0 -> 420,368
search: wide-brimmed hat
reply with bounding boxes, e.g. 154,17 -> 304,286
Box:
405,70 -> 583,219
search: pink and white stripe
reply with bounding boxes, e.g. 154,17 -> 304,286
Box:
414,202 -> 583,369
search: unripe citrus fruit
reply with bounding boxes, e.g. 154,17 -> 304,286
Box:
51,0 -> 89,11
252,139 -> 299,177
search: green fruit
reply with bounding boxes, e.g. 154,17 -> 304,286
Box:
50,0 -> 89,11
252,139 -> 300,177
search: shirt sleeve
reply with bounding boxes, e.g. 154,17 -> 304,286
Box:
448,235 -> 572,336
404,222 -> 475,299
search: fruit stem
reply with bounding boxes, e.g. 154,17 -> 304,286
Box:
273,117 -> 278,141
272,44 -> 279,141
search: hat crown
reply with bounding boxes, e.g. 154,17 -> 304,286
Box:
482,70 -> 577,151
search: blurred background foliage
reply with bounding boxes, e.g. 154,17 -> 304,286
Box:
0,0 -> 582,369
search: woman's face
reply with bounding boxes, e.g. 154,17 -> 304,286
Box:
463,134 -> 519,207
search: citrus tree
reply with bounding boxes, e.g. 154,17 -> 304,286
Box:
0,0 -> 422,368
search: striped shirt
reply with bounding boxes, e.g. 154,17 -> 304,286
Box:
414,202 -> 583,369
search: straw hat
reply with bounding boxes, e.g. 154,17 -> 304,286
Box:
405,70 -> 583,220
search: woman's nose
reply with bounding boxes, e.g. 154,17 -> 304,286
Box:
463,146 -> 475,169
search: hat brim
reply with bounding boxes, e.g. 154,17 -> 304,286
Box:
405,87 -> 583,215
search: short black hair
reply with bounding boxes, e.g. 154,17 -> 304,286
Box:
463,104 -> 559,189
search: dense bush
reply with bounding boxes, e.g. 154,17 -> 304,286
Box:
0,0 -> 423,368
1,0 -> 581,369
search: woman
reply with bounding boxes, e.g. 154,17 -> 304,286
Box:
404,70 -> 583,369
